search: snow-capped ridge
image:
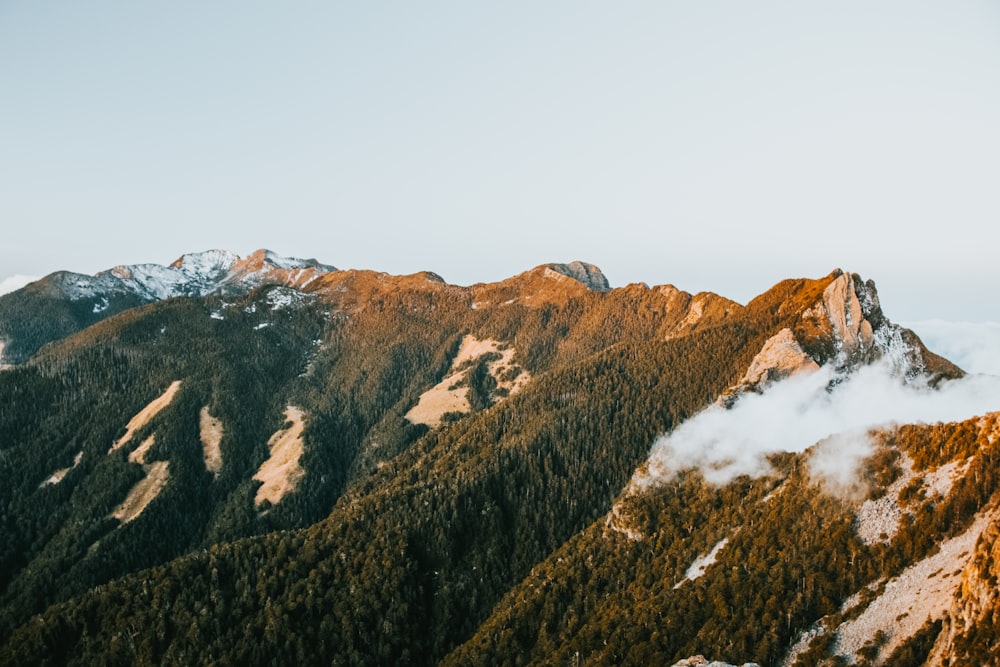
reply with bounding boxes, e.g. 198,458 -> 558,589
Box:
62,249 -> 337,304
169,249 -> 240,274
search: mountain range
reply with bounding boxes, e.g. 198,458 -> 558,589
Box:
0,250 -> 996,666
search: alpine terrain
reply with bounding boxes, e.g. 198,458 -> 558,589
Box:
0,250 -> 997,666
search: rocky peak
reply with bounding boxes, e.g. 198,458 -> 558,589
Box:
541,261 -> 610,292
731,270 -> 961,396
801,272 -> 878,356
795,271 -> 928,375
671,656 -> 760,667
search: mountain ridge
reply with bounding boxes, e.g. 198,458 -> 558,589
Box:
0,249 -> 951,376
0,252 -> 993,666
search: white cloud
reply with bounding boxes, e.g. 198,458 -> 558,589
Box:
636,361 -> 1000,489
903,320 -> 1000,377
0,275 -> 38,296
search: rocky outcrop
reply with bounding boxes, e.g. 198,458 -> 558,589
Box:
797,271 -> 883,365
542,261 -> 611,292
738,328 -> 820,387
794,270 -> 959,380
926,474 -> 1000,664
672,656 -> 760,667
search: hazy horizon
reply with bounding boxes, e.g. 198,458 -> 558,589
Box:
3,2 -> 998,321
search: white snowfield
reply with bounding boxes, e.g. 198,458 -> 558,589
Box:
54,249 -> 336,304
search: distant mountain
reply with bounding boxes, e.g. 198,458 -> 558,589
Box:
0,249 -> 335,365
0,253 -> 992,666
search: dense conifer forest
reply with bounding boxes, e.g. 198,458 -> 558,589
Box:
0,263 -> 993,665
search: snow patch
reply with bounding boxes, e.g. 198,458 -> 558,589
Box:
210,311 -> 225,320
265,287 -> 304,310
172,249 -> 239,276
263,250 -> 332,271
675,538 -> 730,588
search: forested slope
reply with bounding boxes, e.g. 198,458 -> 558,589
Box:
0,260 -> 980,666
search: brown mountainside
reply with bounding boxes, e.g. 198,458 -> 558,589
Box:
0,254 -> 981,667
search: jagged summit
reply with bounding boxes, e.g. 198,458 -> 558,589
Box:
732,269 -> 962,396
541,261 -> 611,292
1,253 -> 994,667
0,257 -> 962,384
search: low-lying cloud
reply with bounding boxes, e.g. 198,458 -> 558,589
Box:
637,360 -> 1000,489
904,320 -> 1000,376
0,275 -> 38,297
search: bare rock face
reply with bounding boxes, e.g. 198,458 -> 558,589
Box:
821,272 -> 875,353
799,271 -> 879,361
671,656 -> 761,667
926,443 -> 1000,665
795,270 -> 936,376
542,261 -> 611,292
739,328 -> 820,387
726,269 -> 962,400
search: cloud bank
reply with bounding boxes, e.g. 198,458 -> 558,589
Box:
637,361 -> 1000,489
904,320 -> 1000,377
0,275 -> 38,297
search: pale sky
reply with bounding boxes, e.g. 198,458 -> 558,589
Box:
2,2 -> 999,321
